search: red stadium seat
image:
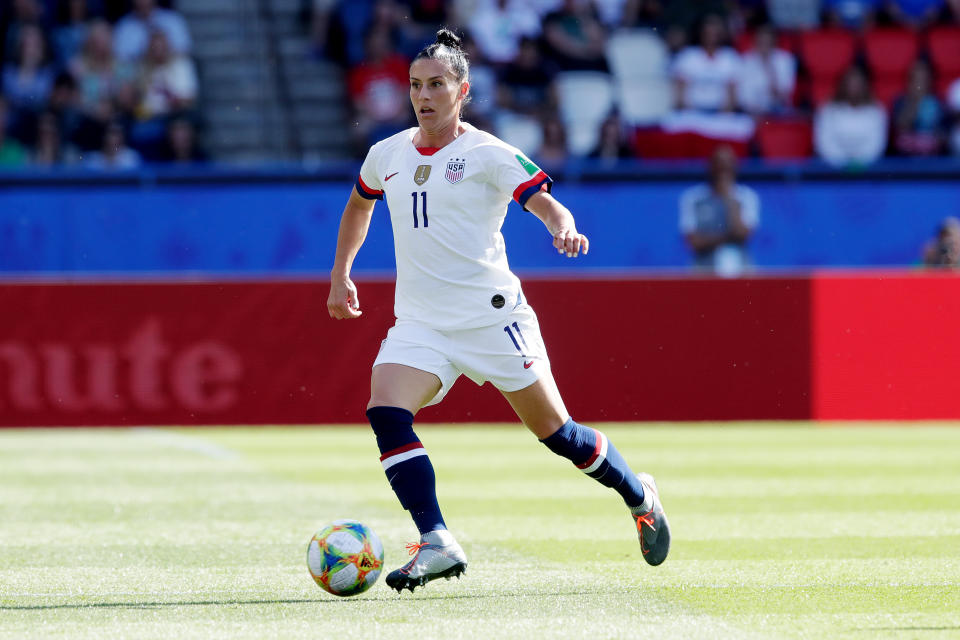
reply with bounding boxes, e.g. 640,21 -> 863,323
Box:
873,77 -> 907,108
735,29 -> 800,54
863,28 -> 918,106
927,26 -> 960,97
864,28 -> 919,77
756,118 -> 813,159
799,29 -> 857,106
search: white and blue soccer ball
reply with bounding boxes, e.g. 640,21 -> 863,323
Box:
307,520 -> 384,596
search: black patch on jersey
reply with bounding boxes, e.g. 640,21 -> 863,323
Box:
491,294 -> 505,309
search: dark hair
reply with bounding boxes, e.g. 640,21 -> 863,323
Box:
833,65 -> 872,106
413,28 -> 470,85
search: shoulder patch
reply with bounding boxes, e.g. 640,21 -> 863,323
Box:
515,154 -> 540,177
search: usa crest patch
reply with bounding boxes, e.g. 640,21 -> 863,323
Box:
445,158 -> 466,184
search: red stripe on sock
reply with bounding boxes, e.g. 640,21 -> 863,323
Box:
379,441 -> 424,461
576,429 -> 603,469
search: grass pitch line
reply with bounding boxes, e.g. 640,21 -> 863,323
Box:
131,427 -> 241,460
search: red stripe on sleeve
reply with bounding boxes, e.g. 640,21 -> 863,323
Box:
358,175 -> 383,197
379,441 -> 424,461
512,170 -> 549,204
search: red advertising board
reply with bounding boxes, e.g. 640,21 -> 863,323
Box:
811,272 -> 960,419
1,273 -> 957,426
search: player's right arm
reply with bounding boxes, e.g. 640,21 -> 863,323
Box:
327,189 -> 377,319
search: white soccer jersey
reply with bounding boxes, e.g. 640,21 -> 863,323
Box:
356,124 -> 552,330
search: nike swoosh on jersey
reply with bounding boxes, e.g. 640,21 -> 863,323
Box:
384,172 -> 399,181
523,360 -> 534,369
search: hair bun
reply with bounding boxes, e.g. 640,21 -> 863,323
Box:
435,28 -> 462,50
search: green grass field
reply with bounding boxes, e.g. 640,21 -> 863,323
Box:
1,424 -> 958,639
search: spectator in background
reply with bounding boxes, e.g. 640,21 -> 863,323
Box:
2,0 -> 48,62
0,96 -> 28,166
370,0 -> 425,61
737,24 -> 795,115
30,110 -> 78,167
948,77 -> 960,156
662,24 -> 689,58
323,0 -> 417,66
621,0 -> 667,30
679,145 -> 759,276
948,0 -> 960,21
459,34 -> 496,131
765,0 -> 823,29
160,116 -> 207,164
52,0 -> 98,65
347,28 -> 412,151
497,37 -> 556,118
541,0 -> 609,72
537,115 -> 569,167
130,29 -> 197,158
84,120 -> 140,169
672,14 -> 741,112
588,112 -> 632,163
892,61 -> 945,156
304,0 -> 338,59
734,0 -> 772,26
662,0 -> 729,32
397,0 -> 451,56
922,217 -> 960,268
822,0 -> 882,29
113,0 -> 191,62
887,0 -> 945,27
593,0 -> 629,28
69,20 -> 134,127
2,24 -> 55,118
814,66 -> 887,167
468,0 -> 541,65
47,70 -> 83,146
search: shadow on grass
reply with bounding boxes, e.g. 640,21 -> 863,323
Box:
1,587 -> 621,611
855,628 -> 960,633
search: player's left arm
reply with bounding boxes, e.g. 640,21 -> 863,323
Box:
525,191 -> 589,258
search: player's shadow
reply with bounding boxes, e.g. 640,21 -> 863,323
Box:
1,589 -> 606,610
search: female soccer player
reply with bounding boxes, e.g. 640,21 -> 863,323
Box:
327,29 -> 670,593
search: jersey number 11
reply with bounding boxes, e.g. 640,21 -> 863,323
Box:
411,191 -> 428,228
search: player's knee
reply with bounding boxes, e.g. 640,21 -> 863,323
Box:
522,414 -> 567,440
366,396 -> 418,414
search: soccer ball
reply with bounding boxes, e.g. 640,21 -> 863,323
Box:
307,520 -> 384,596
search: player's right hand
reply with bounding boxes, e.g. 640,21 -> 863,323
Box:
327,276 -> 363,319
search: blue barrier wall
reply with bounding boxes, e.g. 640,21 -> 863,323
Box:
1,166 -> 957,273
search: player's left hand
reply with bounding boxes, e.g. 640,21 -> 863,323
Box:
553,228 -> 589,258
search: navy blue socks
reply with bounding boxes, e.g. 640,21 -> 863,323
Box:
367,406 -> 446,534
540,418 -> 646,508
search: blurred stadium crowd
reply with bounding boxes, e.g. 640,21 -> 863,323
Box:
2,0 -> 960,168
0,0 -> 202,168
320,0 -> 960,164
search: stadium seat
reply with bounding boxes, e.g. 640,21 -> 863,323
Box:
863,28 -> 918,107
756,118 -> 813,159
555,71 -> 615,156
734,29 -> 800,54
617,78 -> 672,126
872,78 -> 907,108
927,26 -> 960,97
798,29 -> 857,105
605,29 -> 669,81
494,112 -> 543,156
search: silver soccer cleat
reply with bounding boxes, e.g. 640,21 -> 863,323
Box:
385,529 -> 468,593
631,472 -> 671,566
